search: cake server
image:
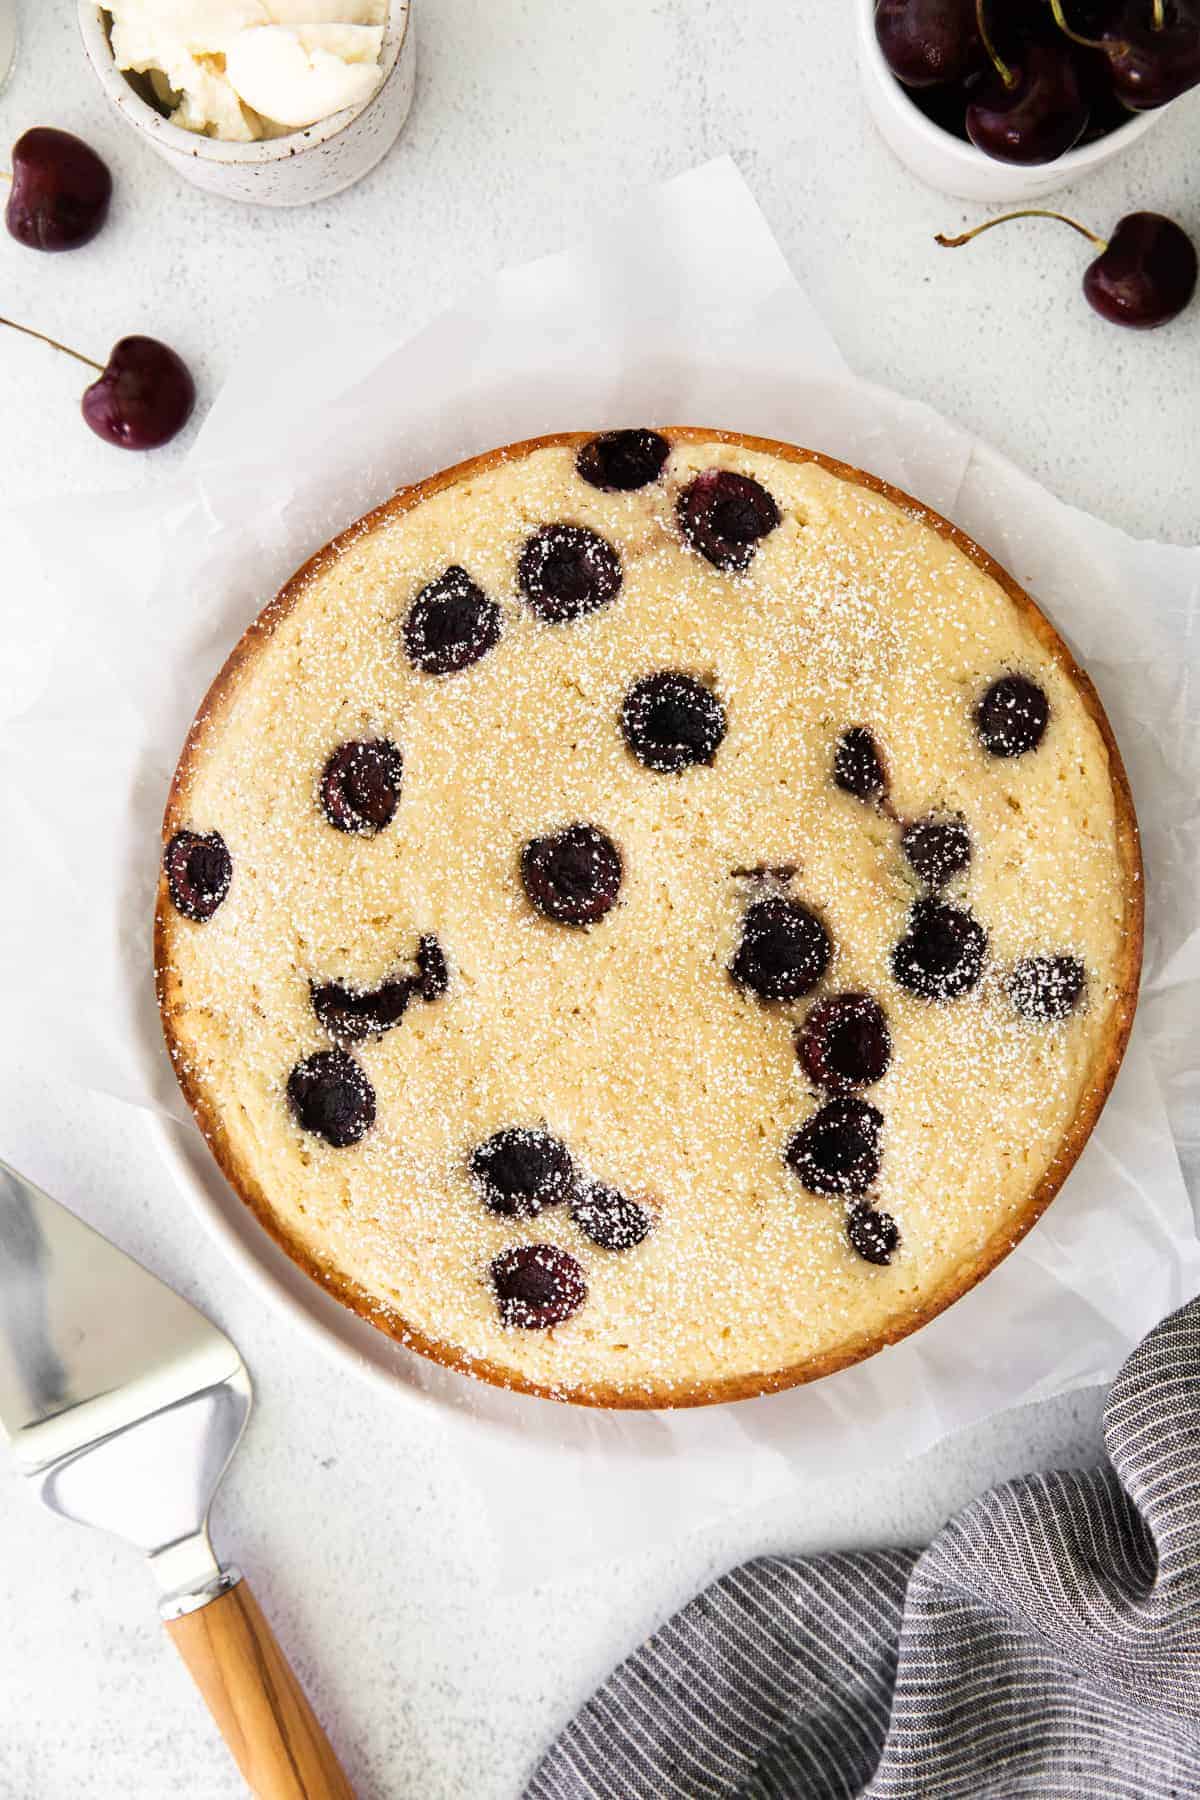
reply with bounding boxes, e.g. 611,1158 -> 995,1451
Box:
0,1156 -> 353,1799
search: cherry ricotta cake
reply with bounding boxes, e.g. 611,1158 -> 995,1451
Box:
156,429 -> 1142,1406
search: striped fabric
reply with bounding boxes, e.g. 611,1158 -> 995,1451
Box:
527,1297 -> 1200,1800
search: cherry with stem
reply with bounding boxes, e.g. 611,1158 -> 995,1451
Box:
936,207 -> 1198,327
0,316 -> 195,448
1049,0 -> 1200,108
966,0 -> 1090,162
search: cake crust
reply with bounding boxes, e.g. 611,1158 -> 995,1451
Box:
156,429 -> 1143,1408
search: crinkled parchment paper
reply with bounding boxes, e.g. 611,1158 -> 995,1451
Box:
3,160 -> 1198,1582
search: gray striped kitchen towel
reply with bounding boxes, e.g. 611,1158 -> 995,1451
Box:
527,1295 -> 1200,1799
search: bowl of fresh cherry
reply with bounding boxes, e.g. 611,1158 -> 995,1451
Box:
859,0 -> 1200,200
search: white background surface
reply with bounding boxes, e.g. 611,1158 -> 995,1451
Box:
1,5 -> 1198,1798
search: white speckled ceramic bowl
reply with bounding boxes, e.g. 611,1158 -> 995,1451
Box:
0,3 -> 15,95
78,0 -> 415,207
855,0 -> 1160,202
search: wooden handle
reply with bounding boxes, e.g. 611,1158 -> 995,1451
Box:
166,1579 -> 355,1799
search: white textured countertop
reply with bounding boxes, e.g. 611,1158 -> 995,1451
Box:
1,4 -> 1198,1797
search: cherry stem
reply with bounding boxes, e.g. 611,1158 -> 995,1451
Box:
975,0 -> 1016,88
1047,0 -> 1108,48
0,315 -> 103,373
936,210 -> 1109,253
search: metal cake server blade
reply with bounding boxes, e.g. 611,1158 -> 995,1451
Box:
0,1154 -> 249,1604
0,1157 -> 354,1798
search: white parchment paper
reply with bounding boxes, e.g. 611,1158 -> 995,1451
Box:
4,159 -> 1199,1581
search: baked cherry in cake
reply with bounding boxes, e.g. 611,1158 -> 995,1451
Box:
976,675 -> 1049,758
1009,954 -> 1086,1022
731,897 -> 832,1001
320,739 -> 403,834
311,975 -> 414,1042
677,470 -> 780,571
797,994 -> 892,1091
470,1128 -> 575,1218
731,862 -> 798,883
164,829 -> 231,922
521,824 -> 623,926
847,1202 -> 900,1266
417,934 -> 450,1002
571,1182 -> 653,1251
834,727 -> 887,801
311,934 -> 449,1040
902,818 -> 971,887
576,429 -> 669,492
518,524 -> 622,623
404,566 -> 501,674
785,1098 -> 884,1197
892,899 -> 987,1000
620,671 -> 727,772
286,1050 -> 375,1147
490,1244 -> 586,1330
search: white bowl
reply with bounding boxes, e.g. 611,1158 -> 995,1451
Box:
855,0 -> 1160,202
0,0 -> 16,96
78,1 -> 415,208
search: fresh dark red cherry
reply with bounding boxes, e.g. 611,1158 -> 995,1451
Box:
1084,212 -> 1198,326
6,128 -> 112,252
965,39 -> 1089,162
1076,43 -> 1139,141
938,208 -> 1197,329
81,337 -> 196,449
1104,0 -> 1200,105
0,318 -> 195,450
875,0 -> 984,85
1051,0 -> 1200,108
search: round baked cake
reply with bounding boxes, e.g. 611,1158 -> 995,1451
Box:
156,428 -> 1142,1407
